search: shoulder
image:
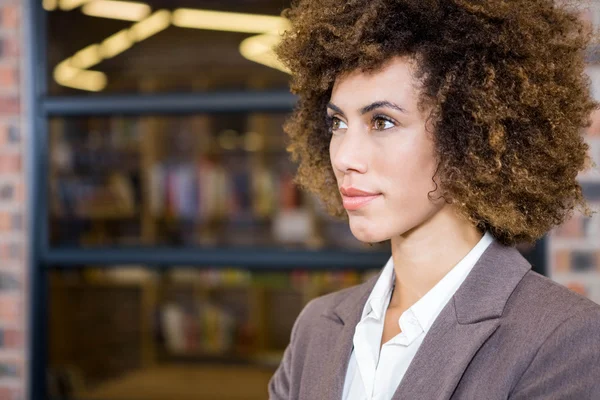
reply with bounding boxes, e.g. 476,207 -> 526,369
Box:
506,272 -> 600,398
510,269 -> 600,318
503,269 -> 600,347
290,282 -> 368,339
296,283 -> 365,320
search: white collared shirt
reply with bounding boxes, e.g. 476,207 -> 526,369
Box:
342,231 -> 495,400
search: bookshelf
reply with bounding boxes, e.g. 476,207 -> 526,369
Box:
47,113 -> 384,252
33,3 -> 384,399
47,265 -> 381,390
43,95 -> 394,396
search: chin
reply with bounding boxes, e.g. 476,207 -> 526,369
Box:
348,217 -> 391,244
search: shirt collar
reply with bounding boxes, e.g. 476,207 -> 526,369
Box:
361,231 -> 495,331
411,230 -> 495,333
361,255 -> 395,321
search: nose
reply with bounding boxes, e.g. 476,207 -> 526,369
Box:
330,128 -> 368,175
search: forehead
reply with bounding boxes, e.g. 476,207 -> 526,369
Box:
330,56 -> 421,112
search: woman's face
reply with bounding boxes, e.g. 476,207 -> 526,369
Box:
328,55 -> 446,243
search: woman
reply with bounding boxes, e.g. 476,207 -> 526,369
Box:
269,0 -> 600,399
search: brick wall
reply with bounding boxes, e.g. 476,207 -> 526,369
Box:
0,0 -> 27,399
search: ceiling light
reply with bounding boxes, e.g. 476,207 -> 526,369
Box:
99,29 -> 134,58
82,0 -> 151,22
239,33 -> 290,74
63,70 -> 108,92
53,58 -> 79,83
172,8 -> 289,34
70,44 -> 102,69
43,0 -> 58,11
59,0 -> 93,11
129,10 -> 171,42
53,60 -> 107,92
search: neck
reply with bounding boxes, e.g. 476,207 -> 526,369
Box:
388,205 -> 483,310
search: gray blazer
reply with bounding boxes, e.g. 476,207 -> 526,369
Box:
268,241 -> 600,399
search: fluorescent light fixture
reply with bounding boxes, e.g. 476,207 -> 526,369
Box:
100,29 -> 134,58
172,8 -> 290,34
239,33 -> 290,74
54,58 -> 106,92
53,6 -> 293,92
53,58 -> 80,83
129,10 -> 171,42
70,44 -> 102,69
82,0 -> 151,22
62,70 -> 108,92
53,10 -> 170,92
59,0 -> 93,11
43,0 -> 58,11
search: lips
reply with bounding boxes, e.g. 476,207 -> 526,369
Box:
339,186 -> 382,211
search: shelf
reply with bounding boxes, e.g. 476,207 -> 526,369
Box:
43,91 -> 297,116
43,247 -> 390,269
157,350 -> 283,368
157,351 -> 261,365
51,211 -> 139,220
72,364 -> 275,400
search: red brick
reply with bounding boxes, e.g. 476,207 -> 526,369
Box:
0,66 -> 18,89
1,5 -> 19,29
0,154 -> 20,173
0,97 -> 19,115
0,212 -> 10,231
0,0 -> 22,395
0,295 -> 20,325
0,385 -> 23,400
0,387 -> 21,400
553,250 -> 570,274
1,329 -> 23,349
0,243 -> 22,261
11,387 -> 23,400
0,212 -> 22,231
0,37 -> 20,59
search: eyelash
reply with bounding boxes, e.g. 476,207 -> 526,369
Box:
325,114 -> 397,133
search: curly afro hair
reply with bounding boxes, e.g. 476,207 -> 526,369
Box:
274,0 -> 599,246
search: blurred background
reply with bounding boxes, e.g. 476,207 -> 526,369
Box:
0,1 -> 598,399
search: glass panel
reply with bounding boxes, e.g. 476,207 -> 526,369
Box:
46,0 -> 292,94
47,265 -> 381,400
48,114 -> 386,251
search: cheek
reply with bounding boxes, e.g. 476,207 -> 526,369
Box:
377,136 -> 437,192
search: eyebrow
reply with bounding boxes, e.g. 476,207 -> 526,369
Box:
326,100 -> 407,116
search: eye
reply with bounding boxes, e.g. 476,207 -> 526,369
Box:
326,115 -> 348,133
372,115 -> 396,131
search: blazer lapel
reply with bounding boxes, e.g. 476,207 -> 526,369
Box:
392,241 -> 532,399
390,301 -> 501,399
313,270 -> 382,400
